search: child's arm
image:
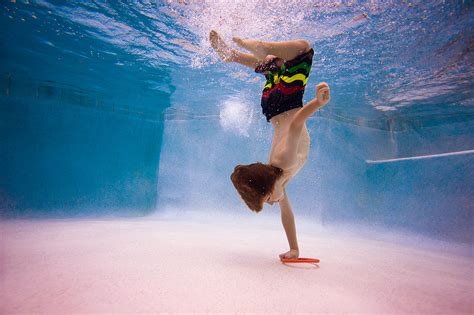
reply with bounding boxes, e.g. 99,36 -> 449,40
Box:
279,190 -> 299,259
290,82 -> 330,132
275,82 -> 330,170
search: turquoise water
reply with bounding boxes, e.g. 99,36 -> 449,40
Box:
1,1 -> 473,243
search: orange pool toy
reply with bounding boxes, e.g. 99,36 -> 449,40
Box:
281,257 -> 320,263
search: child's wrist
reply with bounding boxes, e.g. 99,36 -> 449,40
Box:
312,98 -> 322,108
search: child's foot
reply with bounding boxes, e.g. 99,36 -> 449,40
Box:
232,37 -> 268,60
209,30 -> 235,62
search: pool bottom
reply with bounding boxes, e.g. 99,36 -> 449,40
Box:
1,213 -> 472,314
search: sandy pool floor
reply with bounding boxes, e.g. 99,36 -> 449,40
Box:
1,211 -> 472,314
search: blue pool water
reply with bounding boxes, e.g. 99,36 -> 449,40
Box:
1,0 -> 473,245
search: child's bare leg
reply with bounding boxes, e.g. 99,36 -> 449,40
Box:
209,30 -> 260,69
231,50 -> 261,69
233,37 -> 310,61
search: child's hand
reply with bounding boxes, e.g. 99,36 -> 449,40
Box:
279,248 -> 299,260
315,82 -> 330,108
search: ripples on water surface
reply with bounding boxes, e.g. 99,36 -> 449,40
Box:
1,0 -> 473,128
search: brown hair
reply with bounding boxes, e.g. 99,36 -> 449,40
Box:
230,162 -> 283,213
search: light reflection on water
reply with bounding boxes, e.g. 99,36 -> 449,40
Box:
1,0 -> 473,126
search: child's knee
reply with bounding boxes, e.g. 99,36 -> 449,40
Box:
299,40 -> 311,52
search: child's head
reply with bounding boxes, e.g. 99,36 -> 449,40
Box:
230,162 -> 283,212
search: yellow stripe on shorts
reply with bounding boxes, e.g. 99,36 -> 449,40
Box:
280,73 -> 308,85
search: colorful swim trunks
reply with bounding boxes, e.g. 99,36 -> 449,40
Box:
255,48 -> 314,122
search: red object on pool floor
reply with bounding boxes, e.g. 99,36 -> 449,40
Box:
281,257 -> 320,263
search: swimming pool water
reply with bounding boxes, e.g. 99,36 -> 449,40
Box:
1,1 -> 473,245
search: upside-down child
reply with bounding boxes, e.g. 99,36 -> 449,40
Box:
209,30 -> 330,260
